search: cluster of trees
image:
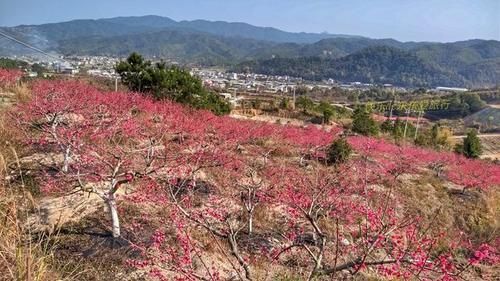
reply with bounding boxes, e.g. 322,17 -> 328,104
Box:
115,52 -> 230,115
295,96 -> 351,123
241,93 -> 484,161
0,58 -> 28,69
0,58 -> 47,77
350,105 -> 418,141
414,124 -> 454,150
426,92 -> 487,119
380,117 -> 482,159
349,106 -> 483,159
6,75 -> 499,280
474,88 -> 499,103
380,118 -> 418,142
447,92 -> 486,117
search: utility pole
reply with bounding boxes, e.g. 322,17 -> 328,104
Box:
414,111 -> 422,140
388,88 -> 395,120
292,86 -> 296,110
403,109 -> 410,139
114,76 -> 118,92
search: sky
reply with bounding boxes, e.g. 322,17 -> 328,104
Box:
0,0 -> 499,42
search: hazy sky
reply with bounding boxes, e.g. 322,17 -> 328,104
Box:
1,0 -> 499,42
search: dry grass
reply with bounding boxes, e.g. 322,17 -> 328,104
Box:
0,189 -> 59,281
0,139 -> 58,281
0,87 -> 65,281
11,83 -> 31,103
400,172 -> 500,257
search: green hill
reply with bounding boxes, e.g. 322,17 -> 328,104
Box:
235,46 -> 468,87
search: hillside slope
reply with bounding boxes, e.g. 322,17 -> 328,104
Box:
1,72 -> 499,280
464,106 -> 500,130
235,46 -> 468,87
56,28 -> 276,65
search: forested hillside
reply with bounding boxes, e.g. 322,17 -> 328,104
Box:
235,46 -> 470,87
1,15 -> 499,87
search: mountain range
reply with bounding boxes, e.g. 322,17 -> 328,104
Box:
0,15 -> 499,87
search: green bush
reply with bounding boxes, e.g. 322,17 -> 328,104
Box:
295,96 -> 314,112
352,106 -> 379,136
326,137 -> 352,165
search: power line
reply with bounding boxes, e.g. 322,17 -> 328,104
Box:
0,29 -> 69,64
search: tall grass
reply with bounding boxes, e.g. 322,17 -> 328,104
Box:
0,136 -> 60,281
0,83 -> 59,281
0,189 -> 57,281
11,83 -> 31,103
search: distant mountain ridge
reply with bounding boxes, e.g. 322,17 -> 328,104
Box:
0,15 -> 499,87
102,15 -> 363,43
1,15 -> 359,47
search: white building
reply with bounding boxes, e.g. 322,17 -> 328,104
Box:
435,87 -> 468,92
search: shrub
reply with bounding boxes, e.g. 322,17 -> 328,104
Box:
380,119 -> 393,133
295,96 -> 314,112
326,137 -> 352,165
415,124 -> 453,150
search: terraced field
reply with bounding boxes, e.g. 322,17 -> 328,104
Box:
480,135 -> 500,160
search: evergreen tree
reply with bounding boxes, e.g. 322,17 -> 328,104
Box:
430,124 -> 440,146
115,52 -> 152,92
462,130 -> 482,158
415,133 -> 430,147
116,53 -> 230,115
317,101 -> 335,124
352,106 -> 379,136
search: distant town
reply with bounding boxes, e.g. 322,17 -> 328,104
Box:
7,54 -> 471,100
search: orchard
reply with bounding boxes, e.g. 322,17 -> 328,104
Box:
1,71 -> 499,280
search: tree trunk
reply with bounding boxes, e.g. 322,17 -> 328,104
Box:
248,212 -> 253,234
106,195 -> 121,238
308,236 -> 326,280
62,146 -> 71,173
228,235 -> 252,281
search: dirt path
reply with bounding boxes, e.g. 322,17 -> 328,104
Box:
230,113 -> 338,131
451,133 -> 500,139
